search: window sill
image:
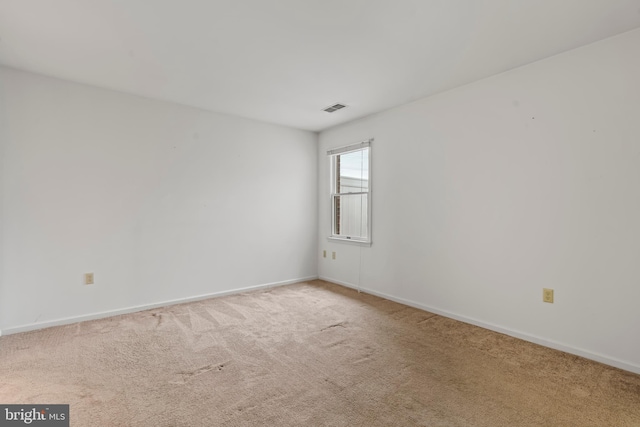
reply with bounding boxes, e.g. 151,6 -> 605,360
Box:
328,236 -> 372,247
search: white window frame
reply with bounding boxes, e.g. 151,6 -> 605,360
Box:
328,139 -> 372,245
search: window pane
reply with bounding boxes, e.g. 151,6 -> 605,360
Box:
337,148 -> 368,193
333,194 -> 368,239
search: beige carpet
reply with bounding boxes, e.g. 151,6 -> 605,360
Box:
1,280 -> 639,426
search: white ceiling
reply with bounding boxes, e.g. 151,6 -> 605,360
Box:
1,1 -> 640,132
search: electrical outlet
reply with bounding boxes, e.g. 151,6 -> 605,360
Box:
332,251 -> 336,260
85,273 -> 94,285
543,288 -> 554,303
323,250 -> 326,258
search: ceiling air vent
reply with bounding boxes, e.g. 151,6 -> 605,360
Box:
323,103 -> 347,113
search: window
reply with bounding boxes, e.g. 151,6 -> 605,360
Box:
328,140 -> 371,244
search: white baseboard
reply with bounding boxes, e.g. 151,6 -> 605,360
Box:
319,276 -> 640,375
0,276 -> 318,336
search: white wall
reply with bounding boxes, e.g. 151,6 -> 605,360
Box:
0,67 -> 318,333
318,29 -> 640,374
0,79 -> 5,327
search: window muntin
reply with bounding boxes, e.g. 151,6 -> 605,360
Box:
329,141 -> 371,243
